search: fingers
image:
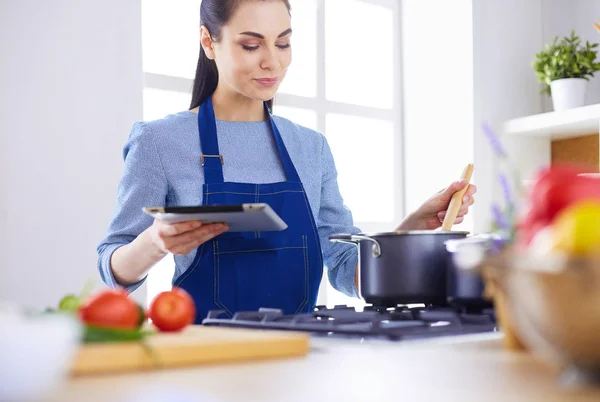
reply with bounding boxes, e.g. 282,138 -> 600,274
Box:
461,193 -> 476,209
154,219 -> 203,237
427,182 -> 478,227
438,196 -> 474,222
438,211 -> 466,224
439,181 -> 474,203
450,179 -> 469,192
170,224 -> 229,255
444,181 -> 477,196
438,211 -> 446,222
465,184 -> 477,197
152,220 -> 229,254
172,223 -> 228,245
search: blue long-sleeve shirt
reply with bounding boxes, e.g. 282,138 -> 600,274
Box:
97,110 -> 361,297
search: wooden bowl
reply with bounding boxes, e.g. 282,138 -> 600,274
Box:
481,248 -> 600,382
480,260 -> 526,351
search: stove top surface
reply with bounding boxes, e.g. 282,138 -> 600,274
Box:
201,304 -> 498,342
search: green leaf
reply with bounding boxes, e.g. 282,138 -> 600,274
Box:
82,326 -> 162,367
82,325 -> 155,344
532,30 -> 600,94
136,304 -> 146,329
58,294 -> 81,313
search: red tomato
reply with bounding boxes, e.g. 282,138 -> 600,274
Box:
149,287 -> 196,332
78,289 -> 141,330
518,164 -> 600,245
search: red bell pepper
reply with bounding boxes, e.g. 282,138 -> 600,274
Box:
517,164 -> 600,245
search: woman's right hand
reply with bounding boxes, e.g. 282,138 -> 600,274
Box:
149,219 -> 229,256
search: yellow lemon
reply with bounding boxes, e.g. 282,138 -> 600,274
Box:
552,201 -> 600,256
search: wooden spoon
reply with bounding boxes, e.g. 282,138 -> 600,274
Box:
441,163 -> 475,231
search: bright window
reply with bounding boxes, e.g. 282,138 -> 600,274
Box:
141,0 -> 201,79
325,114 -> 395,222
325,0 -> 394,109
277,0 -> 318,98
274,106 -> 318,131
143,88 -> 190,121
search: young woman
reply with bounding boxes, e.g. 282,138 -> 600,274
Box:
97,0 -> 476,321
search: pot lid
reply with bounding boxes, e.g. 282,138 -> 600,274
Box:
357,230 -> 471,237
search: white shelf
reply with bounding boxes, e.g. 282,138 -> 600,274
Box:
503,103 -> 600,140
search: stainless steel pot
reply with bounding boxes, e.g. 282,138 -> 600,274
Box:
446,254 -> 490,309
329,231 -> 469,306
445,234 -> 505,309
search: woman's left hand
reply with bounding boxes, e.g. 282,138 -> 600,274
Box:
398,180 -> 477,231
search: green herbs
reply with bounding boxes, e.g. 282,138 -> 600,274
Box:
83,325 -> 155,344
44,280 -> 154,344
533,30 -> 600,95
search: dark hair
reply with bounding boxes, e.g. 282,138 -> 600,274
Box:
189,0 -> 292,111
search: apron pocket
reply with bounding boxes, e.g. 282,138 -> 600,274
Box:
214,235 -> 309,316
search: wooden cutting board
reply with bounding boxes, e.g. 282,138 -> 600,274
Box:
70,326 -> 310,376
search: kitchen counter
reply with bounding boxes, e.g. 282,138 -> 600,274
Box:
40,332 -> 600,402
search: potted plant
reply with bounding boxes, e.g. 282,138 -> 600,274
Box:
533,30 -> 600,111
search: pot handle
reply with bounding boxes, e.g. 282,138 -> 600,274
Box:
329,233 -> 356,245
329,234 -> 382,258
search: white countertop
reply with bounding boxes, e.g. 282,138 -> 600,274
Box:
38,331 -> 600,402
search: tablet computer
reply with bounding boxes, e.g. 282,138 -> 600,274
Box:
142,203 -> 288,232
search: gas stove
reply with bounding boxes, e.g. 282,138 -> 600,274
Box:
201,304 -> 498,342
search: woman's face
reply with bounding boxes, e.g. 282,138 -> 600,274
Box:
202,1 -> 292,101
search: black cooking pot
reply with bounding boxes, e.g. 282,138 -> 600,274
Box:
329,231 -> 469,306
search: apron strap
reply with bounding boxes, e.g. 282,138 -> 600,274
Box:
197,97 -> 302,184
198,97 -> 225,184
265,103 -> 302,183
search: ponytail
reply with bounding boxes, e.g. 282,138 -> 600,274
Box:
189,42 -> 219,110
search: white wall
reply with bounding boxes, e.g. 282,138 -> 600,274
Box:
401,0 -> 475,234
471,0 -> 556,233
543,0 -> 600,109
574,0 -> 600,106
0,0 -> 145,309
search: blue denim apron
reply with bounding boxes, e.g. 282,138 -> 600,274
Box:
175,97 -> 324,322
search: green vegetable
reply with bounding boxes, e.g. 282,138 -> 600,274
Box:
58,294 -> 81,313
136,304 -> 146,329
83,325 -> 155,344
46,280 -> 155,346
52,280 -> 97,315
82,325 -> 160,366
